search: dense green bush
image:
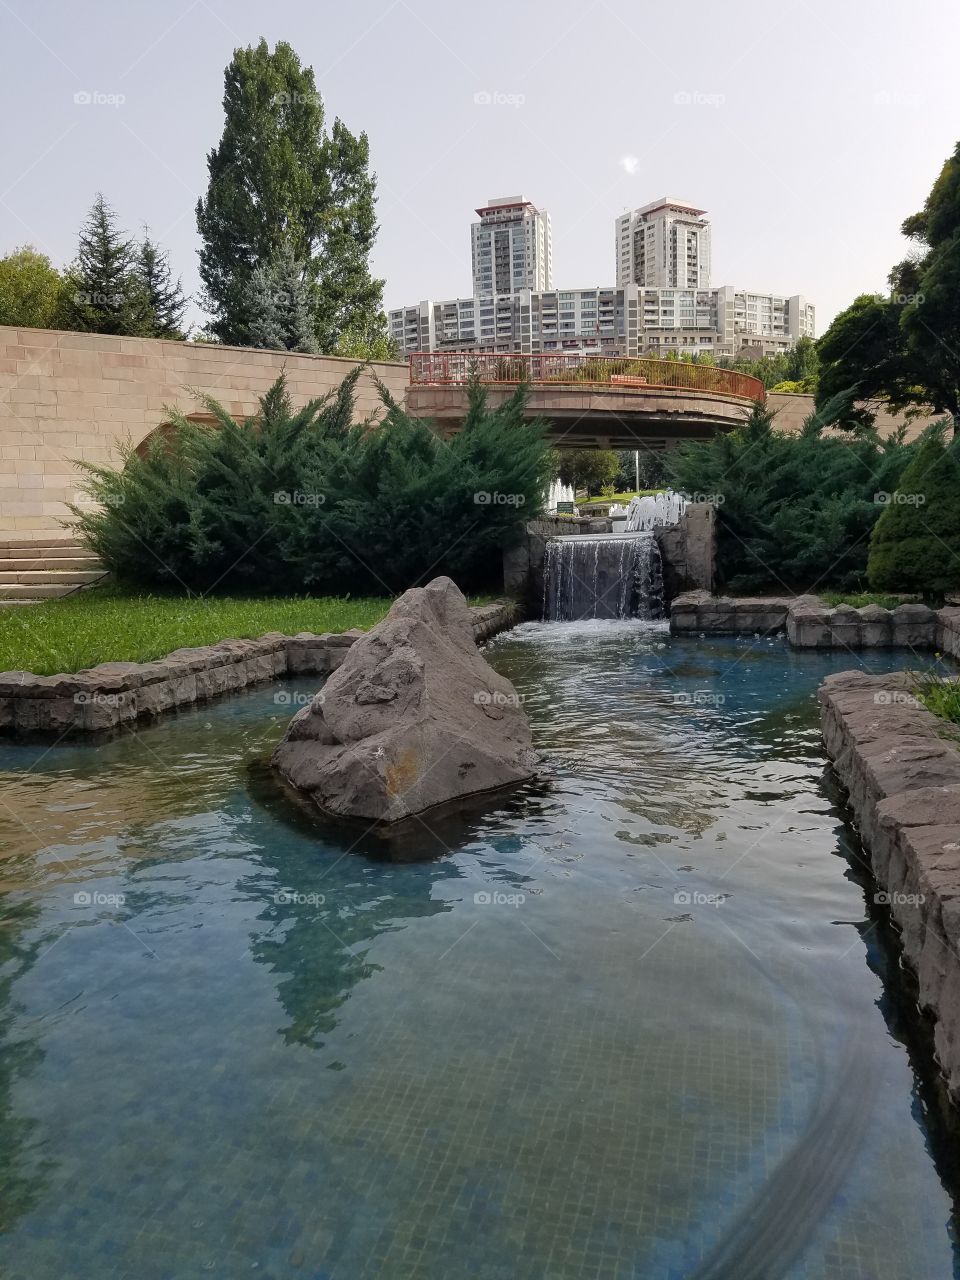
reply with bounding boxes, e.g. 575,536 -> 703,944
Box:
666,399 -> 920,593
72,372 -> 551,595
867,429 -> 960,602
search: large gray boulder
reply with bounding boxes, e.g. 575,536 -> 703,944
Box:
272,577 -> 536,823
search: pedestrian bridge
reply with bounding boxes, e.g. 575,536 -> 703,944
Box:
405,353 -> 764,450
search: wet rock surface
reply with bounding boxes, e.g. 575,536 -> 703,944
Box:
272,577 -> 537,824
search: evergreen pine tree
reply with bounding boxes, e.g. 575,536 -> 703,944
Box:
135,230 -> 187,339
240,244 -> 318,353
867,429 -> 960,601
66,194 -> 141,336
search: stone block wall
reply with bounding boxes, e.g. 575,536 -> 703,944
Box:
0,601 -> 519,736
655,503 -> 715,598
672,594 -> 960,653
0,326 -> 408,539
820,670 -> 960,1100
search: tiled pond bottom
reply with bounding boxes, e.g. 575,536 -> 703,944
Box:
0,622 -> 957,1279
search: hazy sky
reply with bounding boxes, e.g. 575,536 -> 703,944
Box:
2,0 -> 958,335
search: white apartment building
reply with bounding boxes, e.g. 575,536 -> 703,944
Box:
388,193 -> 814,359
616,198 -> 712,289
389,285 -> 815,359
471,196 -> 553,296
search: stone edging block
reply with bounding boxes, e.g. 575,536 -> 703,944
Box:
819,669 -> 960,1098
0,600 -> 520,736
671,592 -> 960,656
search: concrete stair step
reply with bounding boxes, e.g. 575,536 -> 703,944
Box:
0,570 -> 105,586
0,537 -> 87,551
0,583 -> 87,600
0,556 -> 102,571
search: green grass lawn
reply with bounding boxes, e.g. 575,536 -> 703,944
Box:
0,587 -> 396,675
914,666 -> 960,727
583,489 -> 665,504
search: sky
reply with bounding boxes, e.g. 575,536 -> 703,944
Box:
1,0 -> 959,336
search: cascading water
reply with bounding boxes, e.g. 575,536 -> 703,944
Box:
624,489 -> 688,532
543,532 -> 664,621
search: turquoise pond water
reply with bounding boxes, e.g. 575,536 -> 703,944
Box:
0,621 -> 959,1279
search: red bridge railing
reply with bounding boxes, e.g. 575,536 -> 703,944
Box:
408,352 -> 765,402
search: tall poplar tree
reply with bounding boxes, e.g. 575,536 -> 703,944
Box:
196,39 -> 385,351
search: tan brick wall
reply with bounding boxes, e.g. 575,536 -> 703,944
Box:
0,326 -> 408,538
768,391 -> 944,441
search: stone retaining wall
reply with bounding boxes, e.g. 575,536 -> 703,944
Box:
0,326 -> 408,540
819,670 -> 960,1099
0,600 -> 520,736
672,592 -> 960,655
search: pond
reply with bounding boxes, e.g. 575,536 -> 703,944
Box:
0,621 -> 957,1278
